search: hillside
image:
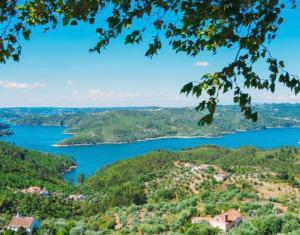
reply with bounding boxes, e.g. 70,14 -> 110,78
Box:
6,104 -> 300,146
41,146 -> 300,234
0,142 -> 75,190
1,144 -> 300,234
0,142 -> 80,224
0,123 -> 13,137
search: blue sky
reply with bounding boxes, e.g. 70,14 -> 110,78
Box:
0,6 -> 299,107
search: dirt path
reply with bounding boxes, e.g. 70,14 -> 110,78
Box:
189,180 -> 198,194
138,210 -> 145,223
89,131 -> 95,137
127,214 -> 132,230
114,213 -> 122,230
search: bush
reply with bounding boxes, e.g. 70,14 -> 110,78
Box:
185,222 -> 218,235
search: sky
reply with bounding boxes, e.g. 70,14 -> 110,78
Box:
0,5 -> 300,107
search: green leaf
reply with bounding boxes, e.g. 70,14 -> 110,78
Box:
70,20 -> 78,26
22,29 -> 31,40
180,82 -> 193,95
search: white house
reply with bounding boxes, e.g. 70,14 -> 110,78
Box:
69,194 -> 86,201
7,214 -> 39,235
209,209 -> 242,232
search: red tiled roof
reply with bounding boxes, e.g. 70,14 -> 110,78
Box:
28,186 -> 41,192
9,216 -> 34,228
216,209 -> 242,224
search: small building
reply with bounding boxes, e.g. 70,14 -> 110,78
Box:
39,189 -> 49,197
7,214 -> 39,235
22,186 -> 49,196
209,209 -> 242,232
214,174 -> 228,182
69,194 -> 86,201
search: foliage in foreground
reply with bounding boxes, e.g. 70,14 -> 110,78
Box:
1,1 -> 299,123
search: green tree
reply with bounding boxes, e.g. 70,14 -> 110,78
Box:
77,173 -> 85,185
0,0 -> 299,123
254,215 -> 283,234
185,222 -> 218,235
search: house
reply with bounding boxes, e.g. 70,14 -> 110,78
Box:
69,194 -> 86,201
209,209 -> 242,232
7,214 -> 39,235
39,189 -> 49,197
22,186 -> 49,196
214,174 -> 228,182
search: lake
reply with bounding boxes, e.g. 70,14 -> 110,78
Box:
1,125 -> 300,182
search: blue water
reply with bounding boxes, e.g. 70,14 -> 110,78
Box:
1,125 -> 300,183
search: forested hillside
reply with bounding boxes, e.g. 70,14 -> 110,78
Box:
0,142 -> 74,190
5,104 -> 300,145
40,146 -> 300,234
0,142 -> 82,225
0,143 -> 300,234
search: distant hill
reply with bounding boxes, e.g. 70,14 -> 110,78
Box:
4,104 -> 300,146
0,123 -> 13,137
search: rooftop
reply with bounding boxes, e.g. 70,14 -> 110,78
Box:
9,216 -> 35,229
215,209 -> 242,224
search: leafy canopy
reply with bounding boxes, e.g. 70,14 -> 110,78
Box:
0,0 -> 299,124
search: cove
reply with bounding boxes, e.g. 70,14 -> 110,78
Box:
1,125 -> 300,183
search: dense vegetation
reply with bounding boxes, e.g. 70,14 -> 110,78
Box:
5,104 -> 300,145
0,142 -> 80,223
38,146 -> 300,234
2,141 -> 299,234
0,142 -> 75,190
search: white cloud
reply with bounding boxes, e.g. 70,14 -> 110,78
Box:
66,80 -> 74,85
193,61 -> 209,67
265,94 -> 300,103
0,80 -> 46,89
87,89 -> 141,99
172,94 -> 196,102
72,89 -> 79,95
88,89 -> 101,97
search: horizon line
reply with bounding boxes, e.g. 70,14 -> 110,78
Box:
0,102 -> 299,109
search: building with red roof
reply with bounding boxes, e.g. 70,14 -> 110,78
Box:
209,209 -> 242,232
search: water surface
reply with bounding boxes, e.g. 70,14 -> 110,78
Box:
1,125 -> 300,182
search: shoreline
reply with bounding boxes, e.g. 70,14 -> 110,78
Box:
52,134 -> 224,147
64,165 -> 77,173
0,129 -> 14,137
52,125 -> 300,147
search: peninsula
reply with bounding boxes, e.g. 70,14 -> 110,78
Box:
4,104 -> 300,146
